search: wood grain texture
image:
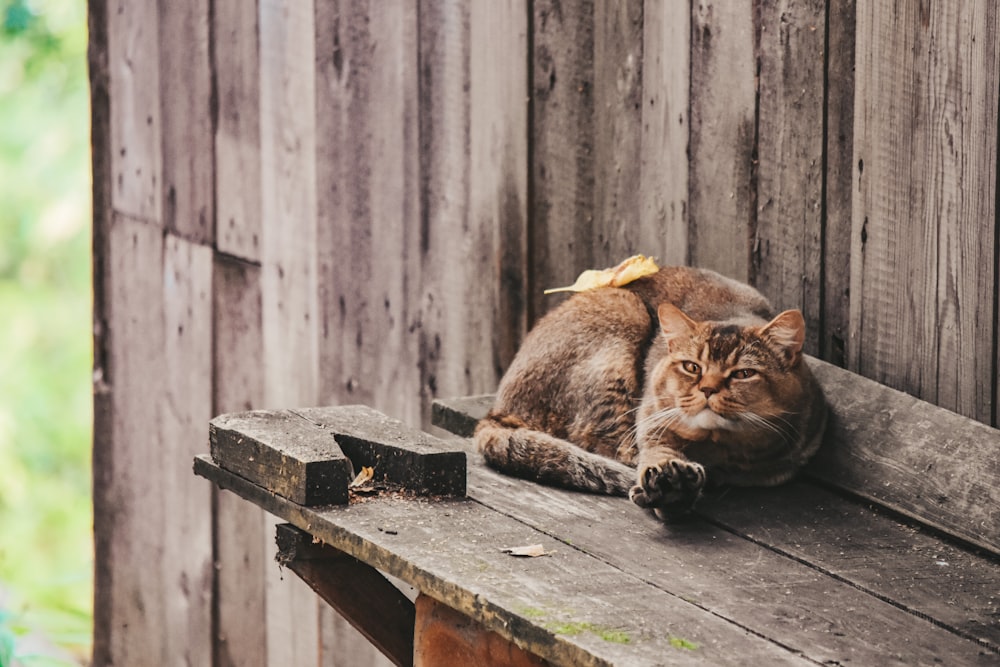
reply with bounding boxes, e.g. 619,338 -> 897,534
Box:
752,0 -> 826,355
214,0 -> 262,261
276,525 -> 416,667
820,0 -> 855,367
638,0 -> 690,266
530,0 -> 596,320
688,0 -> 755,281
469,0 -> 530,378
107,0 -> 161,221
850,1 -> 1000,423
314,0 -> 423,425
195,457 -> 816,667
212,255 -> 268,667
159,0 -> 214,243
210,410 -> 354,506
258,0 -> 321,663
591,0 -> 643,264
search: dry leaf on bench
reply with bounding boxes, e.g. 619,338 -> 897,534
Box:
501,544 -> 549,558
544,254 -> 659,295
349,466 -> 374,487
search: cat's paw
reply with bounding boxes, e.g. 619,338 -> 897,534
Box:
628,459 -> 706,517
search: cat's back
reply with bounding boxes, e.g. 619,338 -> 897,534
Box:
627,266 -> 774,324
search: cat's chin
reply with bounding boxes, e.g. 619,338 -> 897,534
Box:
685,408 -> 740,432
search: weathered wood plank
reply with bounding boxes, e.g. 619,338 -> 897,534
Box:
93,217 -> 165,667
212,255 -> 268,667
850,1 -> 1000,423
807,358 -> 1000,556
293,406 -> 467,496
276,524 -> 415,667
820,0 -> 855,367
195,456 -> 815,667
469,0 -> 530,379
530,0 -> 596,319
445,444 -> 997,665
159,0 -> 214,243
638,0 -> 689,266
592,0 -> 643,264
214,0 -> 262,261
210,410 -> 354,506
688,0 -> 755,281
161,235 -> 215,667
108,0 -> 161,221
259,0 -> 322,662
752,0 -> 826,355
697,482 -> 1000,652
314,0 -> 423,425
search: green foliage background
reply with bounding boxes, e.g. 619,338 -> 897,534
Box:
0,0 -> 92,663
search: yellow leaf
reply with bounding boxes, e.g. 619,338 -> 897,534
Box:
349,466 -> 374,487
544,255 -> 659,294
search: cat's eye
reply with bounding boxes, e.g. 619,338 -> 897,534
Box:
681,361 -> 701,375
730,368 -> 757,380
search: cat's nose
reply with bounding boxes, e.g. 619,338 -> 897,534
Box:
701,386 -> 718,398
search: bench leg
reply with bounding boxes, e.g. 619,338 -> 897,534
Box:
413,594 -> 549,667
275,524 -> 415,667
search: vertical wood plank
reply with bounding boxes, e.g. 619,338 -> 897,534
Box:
850,1 -> 999,422
159,0 -> 214,243
530,0 -> 596,318
469,0 -> 530,377
416,0 -> 473,415
160,235 -> 215,667
214,0 -> 263,261
591,0 -> 643,264
212,256 -> 267,667
259,0 -> 322,663
108,0 -> 161,221
93,217 -> 166,667
688,0 -> 755,281
639,0 -> 690,267
315,0 -> 423,425
752,0 -> 826,355
821,0 -> 855,367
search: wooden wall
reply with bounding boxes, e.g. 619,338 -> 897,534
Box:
89,1 -> 1000,665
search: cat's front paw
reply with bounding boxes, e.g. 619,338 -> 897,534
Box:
629,459 -> 706,518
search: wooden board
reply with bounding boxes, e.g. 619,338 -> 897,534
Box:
591,0 -> 643,264
159,0 -> 214,243
469,0 -> 530,379
688,0 -> 755,281
314,0 -> 423,425
293,406 -> 467,496
195,457 -> 815,667
638,0 -> 689,266
849,1 -> 1000,423
214,0 -> 262,261
820,0 -> 856,366
210,410 -> 354,506
530,0 -> 597,320
752,0 -> 826,355
212,244 -> 268,667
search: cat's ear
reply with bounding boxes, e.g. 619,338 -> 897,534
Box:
759,310 -> 805,364
657,303 -> 698,348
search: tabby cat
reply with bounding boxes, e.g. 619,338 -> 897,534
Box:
475,265 -> 827,519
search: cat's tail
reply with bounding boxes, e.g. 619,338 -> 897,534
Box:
474,413 -> 635,496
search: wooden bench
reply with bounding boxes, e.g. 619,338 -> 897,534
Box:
194,359 -> 1000,666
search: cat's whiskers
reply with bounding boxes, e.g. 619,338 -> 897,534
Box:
738,411 -> 799,443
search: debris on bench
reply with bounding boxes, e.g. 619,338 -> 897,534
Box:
207,405 -> 467,506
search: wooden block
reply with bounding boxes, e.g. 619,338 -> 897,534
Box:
431,395 -> 492,438
414,594 -> 548,667
294,406 -> 467,497
210,410 -> 353,506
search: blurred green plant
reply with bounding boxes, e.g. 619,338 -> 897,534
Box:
0,0 -> 92,663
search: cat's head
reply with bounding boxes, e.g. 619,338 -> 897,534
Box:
647,303 -> 806,438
